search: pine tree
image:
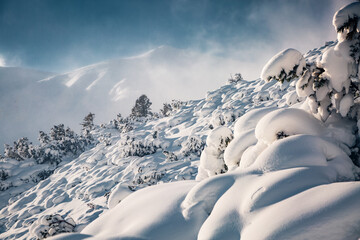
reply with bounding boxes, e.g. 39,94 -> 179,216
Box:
130,95 -> 152,118
50,124 -> 66,141
39,131 -> 50,144
81,113 -> 95,137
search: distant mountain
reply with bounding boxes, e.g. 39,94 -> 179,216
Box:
0,46 -> 242,151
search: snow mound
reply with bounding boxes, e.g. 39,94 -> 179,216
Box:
197,126 -> 233,180
260,48 -> 306,82
69,131 -> 360,239
333,2 -> 360,31
255,108 -> 325,145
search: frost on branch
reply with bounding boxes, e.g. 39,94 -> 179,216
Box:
261,48 -> 306,83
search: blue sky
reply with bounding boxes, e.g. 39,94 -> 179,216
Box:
0,0 -> 354,74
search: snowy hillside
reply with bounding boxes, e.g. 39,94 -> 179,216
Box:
0,62 -> 300,239
1,2 -> 360,240
0,46 -> 242,152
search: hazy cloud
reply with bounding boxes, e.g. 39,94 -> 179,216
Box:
0,54 -> 6,67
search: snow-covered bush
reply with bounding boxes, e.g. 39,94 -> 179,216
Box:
30,214 -> 75,239
35,124 -> 90,165
197,126 -> 233,180
261,48 -> 306,83
160,103 -> 172,117
118,136 -> 160,158
99,133 -> 112,146
181,135 -> 205,158
160,100 -> 185,117
4,138 -> 36,161
0,169 -> 9,181
163,150 -> 178,161
227,73 -> 243,84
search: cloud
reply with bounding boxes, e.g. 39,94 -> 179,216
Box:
0,55 -> 6,67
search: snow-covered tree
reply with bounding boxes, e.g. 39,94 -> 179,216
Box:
295,2 -> 360,121
39,131 -> 50,145
81,112 -> 95,137
131,94 -> 152,118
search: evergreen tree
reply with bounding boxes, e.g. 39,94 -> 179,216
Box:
39,131 -> 50,144
130,95 -> 152,118
50,124 -> 66,141
81,113 -> 95,137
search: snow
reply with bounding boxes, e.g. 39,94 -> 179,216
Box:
0,65 -> 299,239
197,126 -> 233,180
255,108 -> 325,145
107,183 -> 133,209
0,46 -> 244,153
82,181 -> 198,240
339,93 -> 354,117
2,5 -> 360,238
260,48 -> 306,81
69,131 -> 360,239
332,2 -> 360,31
233,106 -> 277,137
320,43 -> 354,93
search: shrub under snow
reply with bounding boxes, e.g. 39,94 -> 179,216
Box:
197,126 -> 233,180
30,214 -> 75,239
261,48 -> 306,83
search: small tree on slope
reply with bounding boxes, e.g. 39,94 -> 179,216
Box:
81,112 -> 95,137
130,94 -> 152,118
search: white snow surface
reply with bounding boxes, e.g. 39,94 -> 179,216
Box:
1,42 -> 360,239
0,69 -> 307,239
260,48 -> 306,81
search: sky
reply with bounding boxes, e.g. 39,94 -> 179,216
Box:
0,0 -> 355,79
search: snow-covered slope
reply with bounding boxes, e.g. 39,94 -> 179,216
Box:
0,46 -> 242,152
0,68 -> 299,239
2,42 -> 359,240
2,2 -> 360,238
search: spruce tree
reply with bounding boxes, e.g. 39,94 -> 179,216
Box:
130,95 -> 152,118
81,113 -> 95,137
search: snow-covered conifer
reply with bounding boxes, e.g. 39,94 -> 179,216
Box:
81,112 -> 95,137
294,2 -> 360,121
130,94 -> 152,118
